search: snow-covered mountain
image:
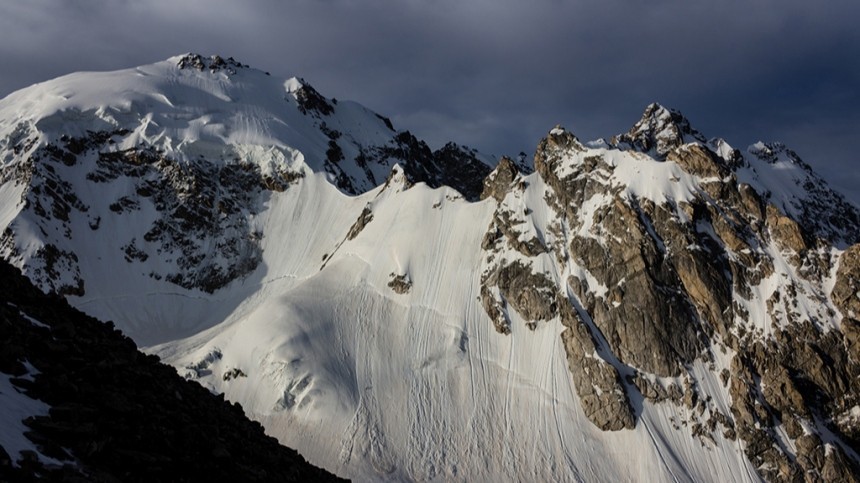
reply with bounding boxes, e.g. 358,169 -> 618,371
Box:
2,54 -> 859,482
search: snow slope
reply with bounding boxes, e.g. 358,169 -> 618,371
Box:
151,173 -> 757,481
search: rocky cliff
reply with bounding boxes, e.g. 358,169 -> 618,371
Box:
477,106 -> 860,481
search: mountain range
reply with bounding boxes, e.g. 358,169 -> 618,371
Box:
1,53 -> 859,482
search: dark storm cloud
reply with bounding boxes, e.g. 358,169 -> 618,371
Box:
1,0 -> 858,201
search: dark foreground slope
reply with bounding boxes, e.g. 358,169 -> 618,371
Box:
0,260 -> 346,482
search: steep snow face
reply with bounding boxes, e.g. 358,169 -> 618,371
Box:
151,174 -> 757,482
2,57 -> 860,482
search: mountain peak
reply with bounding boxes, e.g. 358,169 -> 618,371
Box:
175,53 -> 251,75
747,141 -> 806,167
743,140 -> 860,247
613,103 -> 707,158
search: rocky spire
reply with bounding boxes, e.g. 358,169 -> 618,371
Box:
614,103 -> 707,159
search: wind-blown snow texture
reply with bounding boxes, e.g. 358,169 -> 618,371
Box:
2,55 -> 859,482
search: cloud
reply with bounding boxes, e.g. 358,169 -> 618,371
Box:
0,0 -> 857,201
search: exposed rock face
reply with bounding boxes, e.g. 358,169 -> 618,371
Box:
0,122 -> 311,294
724,319 -> 860,481
535,136 -> 718,377
0,128 -> 113,295
748,142 -> 860,248
483,208 -> 548,257
834,244 -> 860,326
765,204 -> 809,255
292,80 -> 335,117
388,273 -> 412,294
480,156 -> 519,202
558,300 -> 635,431
431,142 -> 494,201
377,134 -> 492,201
0,260 -> 344,482
177,53 -> 248,75
835,244 -> 860,394
565,196 -> 704,377
0,232 -> 85,296
478,105 -> 860,480
478,159 -> 545,258
324,129 -> 492,201
479,156 -> 555,333
346,206 -> 374,240
91,146 -> 297,292
34,133 -> 304,293
612,103 -> 707,159
667,143 -> 730,179
485,260 -> 557,325
480,284 -> 510,334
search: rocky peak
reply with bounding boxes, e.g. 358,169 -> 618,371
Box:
480,156 -> 520,202
547,125 -> 585,150
667,143 -> 731,179
747,141 -> 808,169
514,151 -> 534,174
347,135 -> 493,201
478,109 -> 860,479
614,103 -> 707,159
284,77 -> 335,117
177,53 -> 248,75
746,141 -> 860,248
708,137 -> 746,169
533,125 -> 585,177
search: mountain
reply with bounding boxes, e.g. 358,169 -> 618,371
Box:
1,54 -> 859,482
0,53 -> 493,299
0,259 -> 344,482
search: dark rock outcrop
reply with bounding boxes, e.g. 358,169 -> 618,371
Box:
0,260 -> 345,482
3,129 -> 305,294
177,53 -> 248,75
292,80 -> 335,117
346,206 -> 374,240
370,134 -> 492,201
387,273 -> 412,294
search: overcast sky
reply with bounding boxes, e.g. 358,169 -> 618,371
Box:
1,0 -> 858,202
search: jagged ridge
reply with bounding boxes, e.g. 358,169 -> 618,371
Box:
478,108 -> 860,481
